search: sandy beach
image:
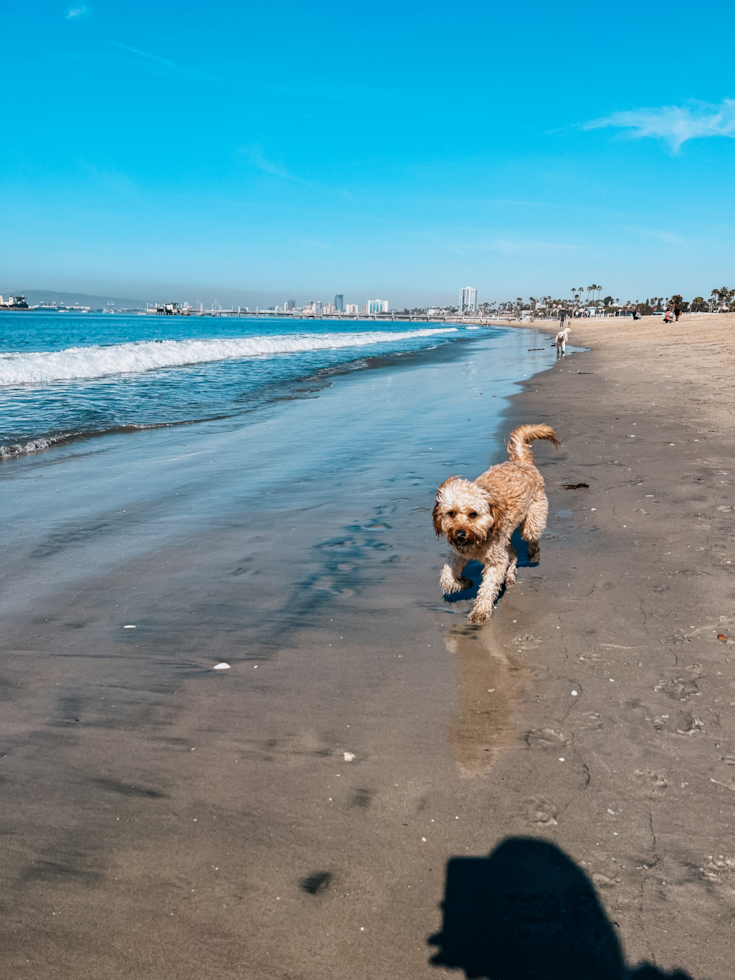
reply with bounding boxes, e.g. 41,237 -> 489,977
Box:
2,314 -> 734,979
492,311 -> 735,980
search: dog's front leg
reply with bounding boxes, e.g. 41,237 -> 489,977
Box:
440,553 -> 473,594
467,556 -> 508,623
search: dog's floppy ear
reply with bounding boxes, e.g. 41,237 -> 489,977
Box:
480,489 -> 501,529
432,499 -> 444,536
432,477 -> 455,536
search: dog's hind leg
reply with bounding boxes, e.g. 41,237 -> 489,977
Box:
520,494 -> 548,564
440,553 -> 473,594
505,540 -> 518,586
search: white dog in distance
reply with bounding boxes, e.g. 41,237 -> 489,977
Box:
555,326 -> 570,355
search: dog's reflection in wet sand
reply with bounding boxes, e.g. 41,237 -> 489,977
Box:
445,626 -> 527,778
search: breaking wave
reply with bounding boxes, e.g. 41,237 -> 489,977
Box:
0,422 -> 191,460
0,329 -> 457,386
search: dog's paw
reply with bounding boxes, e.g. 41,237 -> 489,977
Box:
467,607 -> 491,624
505,570 -> 517,586
442,579 -> 472,595
527,543 -> 540,564
440,566 -> 472,594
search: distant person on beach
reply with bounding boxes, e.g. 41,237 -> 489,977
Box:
674,303 -> 682,321
663,310 -> 674,324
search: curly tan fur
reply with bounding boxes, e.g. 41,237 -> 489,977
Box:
433,423 -> 560,623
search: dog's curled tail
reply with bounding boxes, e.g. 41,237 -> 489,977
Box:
506,423 -> 560,463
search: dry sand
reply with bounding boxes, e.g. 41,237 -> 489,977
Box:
486,311 -> 735,979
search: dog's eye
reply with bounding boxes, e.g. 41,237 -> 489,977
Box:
447,510 -> 456,518
469,511 -> 478,518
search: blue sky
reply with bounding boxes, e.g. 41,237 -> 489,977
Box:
3,0 -> 735,307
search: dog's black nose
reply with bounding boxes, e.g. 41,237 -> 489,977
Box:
455,529 -> 467,542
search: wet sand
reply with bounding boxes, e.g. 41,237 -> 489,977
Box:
1,316 -> 732,979
1,329 -> 554,979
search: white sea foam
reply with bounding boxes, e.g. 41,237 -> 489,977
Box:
0,329 -> 457,386
0,423 -> 160,459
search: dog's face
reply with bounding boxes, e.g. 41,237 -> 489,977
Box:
432,477 -> 496,552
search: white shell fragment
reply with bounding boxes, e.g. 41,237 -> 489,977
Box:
343,752 -> 355,762
123,625 -> 136,629
213,663 -> 231,670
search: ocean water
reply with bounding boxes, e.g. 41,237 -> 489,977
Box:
0,311 -> 481,457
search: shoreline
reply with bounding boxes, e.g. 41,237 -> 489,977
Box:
0,327 -> 491,461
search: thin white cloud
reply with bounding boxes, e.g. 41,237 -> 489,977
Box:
243,145 -> 296,181
66,4 -> 89,17
106,40 -> 178,70
625,226 -> 692,249
293,238 -> 331,249
585,100 -> 735,151
240,145 -> 350,198
241,144 -> 335,193
452,239 -> 584,256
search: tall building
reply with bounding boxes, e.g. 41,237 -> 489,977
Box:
459,286 -> 478,312
366,298 -> 389,314
345,304 -> 359,314
334,294 -> 344,312
284,300 -> 295,311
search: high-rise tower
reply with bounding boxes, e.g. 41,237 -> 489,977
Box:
459,287 -> 478,312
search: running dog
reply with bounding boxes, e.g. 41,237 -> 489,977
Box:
433,424 -> 560,623
555,326 -> 570,355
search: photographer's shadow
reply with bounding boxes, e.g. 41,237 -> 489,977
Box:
429,838 -> 693,980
